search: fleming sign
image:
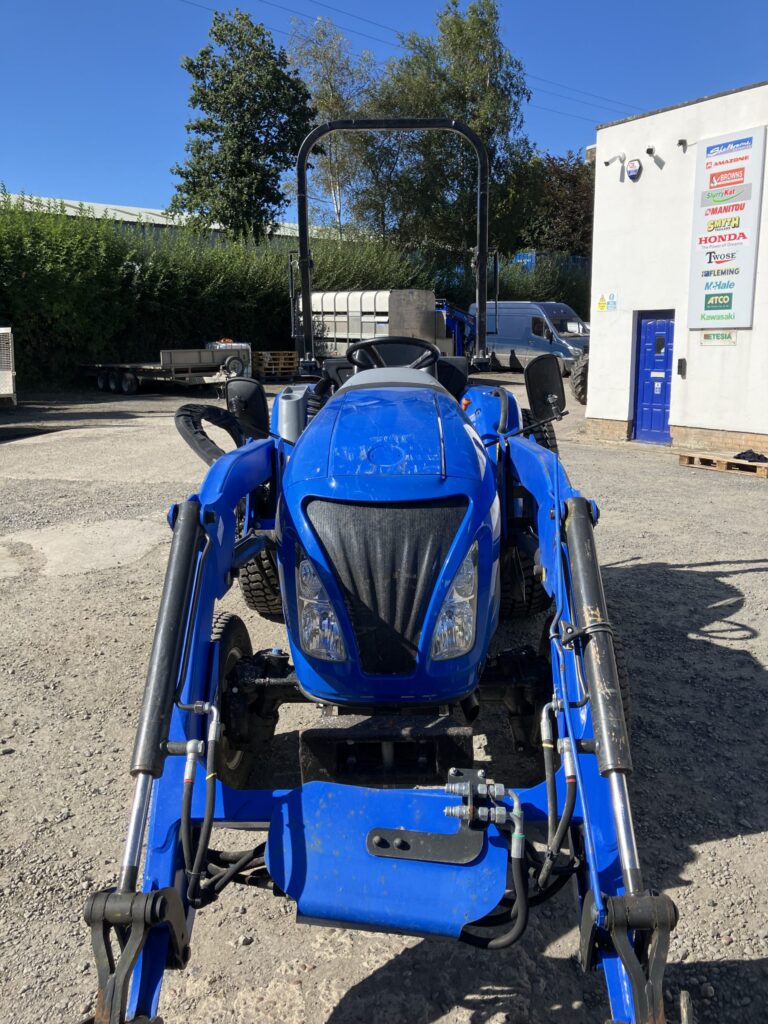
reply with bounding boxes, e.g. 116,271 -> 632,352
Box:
688,127 -> 765,329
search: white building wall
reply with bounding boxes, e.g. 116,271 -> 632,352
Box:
588,83 -> 768,437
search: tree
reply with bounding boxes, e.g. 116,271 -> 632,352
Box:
521,152 -> 595,257
289,18 -> 375,238
349,0 -> 530,252
170,10 -> 315,239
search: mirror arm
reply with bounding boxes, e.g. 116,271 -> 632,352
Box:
503,408 -> 569,441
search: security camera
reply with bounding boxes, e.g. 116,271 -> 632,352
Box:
603,152 -> 626,167
645,146 -> 655,156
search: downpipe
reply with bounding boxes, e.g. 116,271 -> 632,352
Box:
563,497 -> 643,896
117,499 -> 204,893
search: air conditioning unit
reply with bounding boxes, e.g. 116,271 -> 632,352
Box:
0,327 -> 16,407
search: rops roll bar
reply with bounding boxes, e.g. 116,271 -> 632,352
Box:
296,118 -> 490,366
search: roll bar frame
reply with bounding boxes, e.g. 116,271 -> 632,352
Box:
296,118 -> 490,364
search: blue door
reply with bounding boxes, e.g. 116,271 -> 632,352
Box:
633,313 -> 674,443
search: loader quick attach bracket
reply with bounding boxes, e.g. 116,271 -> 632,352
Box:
579,890 -> 678,1024
83,887 -> 190,1024
366,769 -> 496,865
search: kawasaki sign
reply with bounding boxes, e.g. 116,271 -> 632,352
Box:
688,127 -> 765,329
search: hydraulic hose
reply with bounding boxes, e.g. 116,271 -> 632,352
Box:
186,706 -> 220,907
541,702 -> 557,848
459,855 -> 529,949
538,774 -> 577,891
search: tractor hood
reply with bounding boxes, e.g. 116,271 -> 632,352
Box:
285,385 -> 487,486
277,381 -> 500,705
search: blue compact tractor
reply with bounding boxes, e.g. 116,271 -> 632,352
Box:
82,121 -> 685,1024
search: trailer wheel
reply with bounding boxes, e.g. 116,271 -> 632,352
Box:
121,371 -> 138,395
224,354 -> 246,377
108,370 -> 121,393
500,547 -> 552,619
521,408 -> 558,455
239,543 -> 284,621
212,613 -> 255,789
96,370 -> 109,392
570,351 -> 588,406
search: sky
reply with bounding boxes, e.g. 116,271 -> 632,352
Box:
2,0 -> 768,211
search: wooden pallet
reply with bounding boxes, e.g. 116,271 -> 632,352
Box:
252,350 -> 299,381
679,453 -> 768,478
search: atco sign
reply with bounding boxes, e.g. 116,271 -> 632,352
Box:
688,127 -> 765,329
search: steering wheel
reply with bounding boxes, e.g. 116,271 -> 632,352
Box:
346,336 -> 442,372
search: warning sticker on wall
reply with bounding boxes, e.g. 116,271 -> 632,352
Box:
596,290 -> 617,313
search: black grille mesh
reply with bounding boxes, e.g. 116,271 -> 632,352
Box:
306,498 -> 468,675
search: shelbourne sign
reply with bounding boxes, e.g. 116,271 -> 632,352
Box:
688,127 -> 765,329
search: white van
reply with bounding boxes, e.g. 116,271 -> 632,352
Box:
470,301 -> 589,373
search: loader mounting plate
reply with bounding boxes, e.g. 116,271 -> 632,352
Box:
265,781 -> 508,937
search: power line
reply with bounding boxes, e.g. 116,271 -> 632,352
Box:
175,0 -> 639,128
529,103 -> 599,126
526,74 -> 643,112
533,85 -> 639,117
295,0 -> 645,114
248,0 -> 400,48
296,0 -> 400,35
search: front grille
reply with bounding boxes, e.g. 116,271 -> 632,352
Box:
306,498 -> 468,675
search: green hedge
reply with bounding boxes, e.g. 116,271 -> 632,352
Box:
0,199 -> 433,387
0,196 -> 589,388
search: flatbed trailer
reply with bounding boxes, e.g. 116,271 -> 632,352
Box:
82,346 -> 251,395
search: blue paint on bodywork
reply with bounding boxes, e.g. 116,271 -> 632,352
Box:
124,373 -> 648,1024
266,783 -> 508,937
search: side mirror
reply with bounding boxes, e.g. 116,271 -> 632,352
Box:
225,377 -> 270,438
545,327 -> 553,342
524,354 -> 566,421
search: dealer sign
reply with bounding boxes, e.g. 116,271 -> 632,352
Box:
688,127 -> 765,329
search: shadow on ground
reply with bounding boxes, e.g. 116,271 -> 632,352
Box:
324,559 -> 768,1024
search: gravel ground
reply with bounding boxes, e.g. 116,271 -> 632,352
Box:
0,379 -> 766,1023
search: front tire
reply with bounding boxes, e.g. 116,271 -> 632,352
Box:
212,613 -> 254,789
500,547 -> 552,619
238,543 -> 284,621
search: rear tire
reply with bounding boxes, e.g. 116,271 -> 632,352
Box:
212,613 -> 254,789
108,370 -> 121,393
521,408 -> 558,455
570,351 -> 588,405
238,543 -> 284,621
96,370 -> 109,392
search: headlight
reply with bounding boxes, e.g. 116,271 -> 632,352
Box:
296,554 -> 346,661
432,541 -> 478,660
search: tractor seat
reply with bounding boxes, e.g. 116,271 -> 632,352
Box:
323,353 -> 469,400
337,366 -> 450,394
